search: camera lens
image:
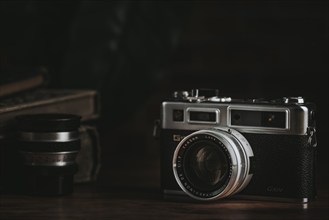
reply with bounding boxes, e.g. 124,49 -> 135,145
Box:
16,113 -> 81,196
173,128 -> 254,201
184,141 -> 229,191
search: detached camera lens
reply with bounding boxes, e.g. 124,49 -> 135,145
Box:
16,113 -> 81,196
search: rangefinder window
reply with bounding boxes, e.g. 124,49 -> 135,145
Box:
173,109 -> 184,122
231,110 -> 286,128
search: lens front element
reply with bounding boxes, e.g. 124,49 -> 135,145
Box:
184,140 -> 230,192
173,127 -> 253,201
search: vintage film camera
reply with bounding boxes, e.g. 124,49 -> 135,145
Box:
158,89 -> 317,202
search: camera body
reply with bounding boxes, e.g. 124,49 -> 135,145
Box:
159,89 -> 317,202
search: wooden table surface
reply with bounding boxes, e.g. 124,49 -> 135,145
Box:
1,184 -> 328,220
1,130 -> 328,220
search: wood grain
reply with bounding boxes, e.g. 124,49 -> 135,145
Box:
1,185 -> 328,220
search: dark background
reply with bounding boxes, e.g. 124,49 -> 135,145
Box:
1,1 -> 328,189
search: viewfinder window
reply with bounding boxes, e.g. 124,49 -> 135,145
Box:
189,111 -> 217,122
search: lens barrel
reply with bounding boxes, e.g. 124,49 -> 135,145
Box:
173,127 -> 254,201
16,114 -> 81,196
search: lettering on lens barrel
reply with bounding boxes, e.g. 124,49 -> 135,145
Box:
16,113 -> 81,196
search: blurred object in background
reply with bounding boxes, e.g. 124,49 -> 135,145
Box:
0,66 -> 48,98
75,125 -> 101,183
59,1 -> 189,129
